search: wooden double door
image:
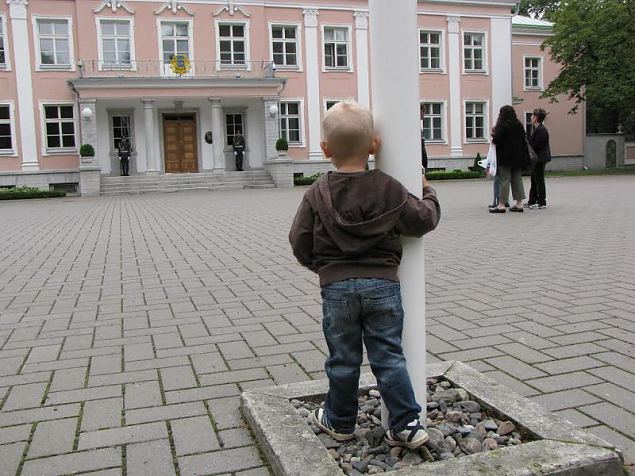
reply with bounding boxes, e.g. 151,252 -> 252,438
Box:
163,114 -> 198,173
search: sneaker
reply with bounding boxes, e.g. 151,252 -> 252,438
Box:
385,419 -> 430,449
538,204 -> 547,209
310,408 -> 355,441
528,204 -> 540,209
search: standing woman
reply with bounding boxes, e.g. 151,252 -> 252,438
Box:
489,105 -> 526,213
528,108 -> 550,209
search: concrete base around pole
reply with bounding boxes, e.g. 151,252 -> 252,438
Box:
241,361 -> 625,476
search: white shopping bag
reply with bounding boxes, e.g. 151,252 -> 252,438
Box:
478,143 -> 497,178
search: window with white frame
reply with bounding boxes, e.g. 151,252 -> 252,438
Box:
161,22 -> 190,64
325,100 -> 340,111
44,105 -> 75,151
524,112 -> 533,137
524,57 -> 542,89
463,32 -> 485,72
465,102 -> 486,140
324,27 -> 349,69
0,21 -> 6,68
271,25 -> 298,67
100,20 -> 132,68
37,19 -> 71,68
225,113 -> 244,145
219,23 -> 246,66
420,31 -> 441,70
111,114 -> 133,151
421,103 -> 444,141
0,105 -> 13,152
279,102 -> 301,144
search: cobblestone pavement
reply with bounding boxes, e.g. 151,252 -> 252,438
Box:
0,175 -> 634,475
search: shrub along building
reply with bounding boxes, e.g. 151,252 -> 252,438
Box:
0,0 -> 585,195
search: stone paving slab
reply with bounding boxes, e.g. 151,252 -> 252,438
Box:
1,175 -> 634,475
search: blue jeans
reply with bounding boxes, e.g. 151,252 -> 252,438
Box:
321,278 -> 422,433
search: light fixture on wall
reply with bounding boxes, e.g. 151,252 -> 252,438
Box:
268,104 -> 279,117
82,107 -> 94,120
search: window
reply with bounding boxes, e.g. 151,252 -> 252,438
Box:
280,102 -> 301,144
225,113 -> 244,145
465,102 -> 486,141
112,114 -> 132,151
271,25 -> 298,67
218,23 -> 246,66
36,19 -> 71,68
525,112 -> 533,137
420,31 -> 441,70
324,27 -> 349,69
463,32 -> 485,72
44,105 -> 75,151
325,100 -> 340,111
524,57 -> 542,90
161,22 -> 190,63
421,103 -> 444,141
0,105 -> 13,152
0,20 -> 6,68
100,20 -> 132,68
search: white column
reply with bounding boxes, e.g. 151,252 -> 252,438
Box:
354,11 -> 370,107
303,9 -> 322,160
369,0 -> 427,426
263,96 -> 280,161
490,17 -> 513,128
142,99 -> 159,173
79,100 -> 97,166
209,98 -> 225,171
8,0 -> 38,171
447,16 -> 463,158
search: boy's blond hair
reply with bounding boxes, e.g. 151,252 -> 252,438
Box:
322,101 -> 374,159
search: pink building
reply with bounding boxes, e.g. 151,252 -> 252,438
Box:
0,0 -> 584,195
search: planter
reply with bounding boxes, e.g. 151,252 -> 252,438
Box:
277,151 -> 288,159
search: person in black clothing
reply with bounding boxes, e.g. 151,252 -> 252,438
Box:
233,130 -> 245,171
490,105 -> 526,213
421,133 -> 428,173
528,108 -> 550,209
118,137 -> 131,176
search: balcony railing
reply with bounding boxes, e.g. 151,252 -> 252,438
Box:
77,59 -> 277,80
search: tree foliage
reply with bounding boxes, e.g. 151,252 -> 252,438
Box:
541,0 -> 635,129
517,0 -> 560,19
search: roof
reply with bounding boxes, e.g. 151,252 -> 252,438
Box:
512,15 -> 553,29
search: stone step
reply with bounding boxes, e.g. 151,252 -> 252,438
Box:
99,170 -> 276,195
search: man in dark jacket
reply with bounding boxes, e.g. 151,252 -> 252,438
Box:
528,108 -> 550,209
232,130 -> 245,171
118,137 -> 131,176
289,101 -> 440,450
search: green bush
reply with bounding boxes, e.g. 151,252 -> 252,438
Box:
294,173 -> 323,186
80,144 -> 95,157
426,170 -> 484,180
0,186 -> 66,200
275,138 -> 289,151
469,152 -> 485,173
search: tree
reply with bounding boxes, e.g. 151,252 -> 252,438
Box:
541,0 -> 635,132
517,0 -> 560,19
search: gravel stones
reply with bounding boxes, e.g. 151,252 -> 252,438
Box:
294,378 -> 529,475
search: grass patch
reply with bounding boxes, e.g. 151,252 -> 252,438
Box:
545,166 -> 635,177
0,186 -> 66,200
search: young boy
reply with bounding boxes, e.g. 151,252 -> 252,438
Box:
289,102 -> 441,449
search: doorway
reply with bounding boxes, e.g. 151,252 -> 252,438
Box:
163,113 -> 198,173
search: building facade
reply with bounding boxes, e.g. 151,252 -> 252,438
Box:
0,0 -> 585,193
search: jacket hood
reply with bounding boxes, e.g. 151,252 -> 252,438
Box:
309,170 -> 409,255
